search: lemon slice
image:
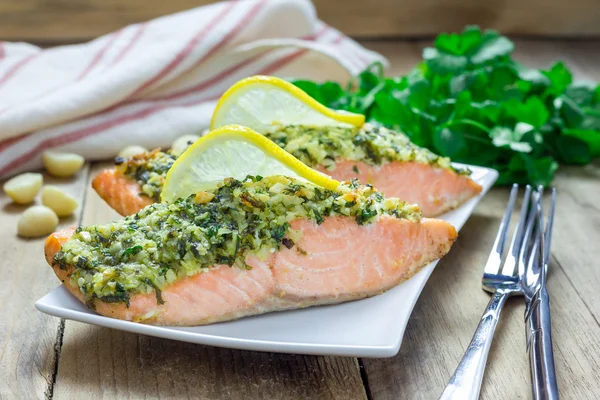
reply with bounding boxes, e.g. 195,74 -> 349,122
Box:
161,124 -> 340,202
210,75 -> 365,132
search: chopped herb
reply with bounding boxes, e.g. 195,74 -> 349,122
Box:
53,252 -> 68,270
190,242 -> 201,257
265,124 -> 461,174
271,223 -> 290,242
240,192 -> 264,208
281,238 -> 294,249
100,283 -> 130,307
356,208 -> 378,225
122,245 -> 142,258
75,256 -> 89,269
311,209 -> 324,225
352,165 -> 360,174
116,148 -> 179,201
177,240 -> 186,259
144,278 -> 164,305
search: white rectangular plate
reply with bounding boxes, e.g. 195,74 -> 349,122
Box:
36,164 -> 497,358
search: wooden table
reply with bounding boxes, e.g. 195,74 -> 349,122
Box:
1,39 -> 600,399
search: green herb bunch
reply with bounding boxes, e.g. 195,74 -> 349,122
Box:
292,26 -> 600,185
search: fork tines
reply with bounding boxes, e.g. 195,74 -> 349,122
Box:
482,184 -> 556,294
482,184 -> 532,292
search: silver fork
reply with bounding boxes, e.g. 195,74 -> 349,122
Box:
440,184 -> 533,400
521,187 -> 559,400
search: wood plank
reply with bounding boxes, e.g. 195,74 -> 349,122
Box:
1,0 -> 600,43
53,162 -> 367,400
361,186 -> 600,399
314,0 -> 600,38
547,165 -> 600,321
0,165 -> 89,398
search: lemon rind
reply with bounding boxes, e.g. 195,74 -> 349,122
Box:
210,75 -> 365,130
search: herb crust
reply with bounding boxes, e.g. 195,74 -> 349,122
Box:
55,175 -> 420,305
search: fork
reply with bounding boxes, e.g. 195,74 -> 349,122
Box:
440,184 -> 533,400
521,187 -> 559,400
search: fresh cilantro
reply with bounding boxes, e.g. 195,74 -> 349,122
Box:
291,25 -> 600,186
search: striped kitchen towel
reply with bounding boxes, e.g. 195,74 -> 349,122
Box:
0,0 -> 386,178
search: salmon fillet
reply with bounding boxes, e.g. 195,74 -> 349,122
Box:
93,161 -> 481,217
320,161 -> 482,217
92,169 -> 153,216
45,215 -> 457,326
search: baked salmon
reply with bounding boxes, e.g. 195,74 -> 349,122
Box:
92,124 -> 481,217
47,176 -> 457,326
91,169 -> 154,216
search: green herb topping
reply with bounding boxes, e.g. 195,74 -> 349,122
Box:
116,149 -> 178,201
54,176 -> 420,306
263,123 -> 466,174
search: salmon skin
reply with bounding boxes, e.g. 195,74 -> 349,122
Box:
47,175 -> 457,326
46,216 -> 456,326
93,125 -> 482,217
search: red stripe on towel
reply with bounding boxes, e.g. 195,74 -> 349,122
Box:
0,54 -> 38,90
77,30 -> 124,80
0,132 -> 33,152
150,52 -> 269,102
127,1 -> 239,98
171,0 -> 267,84
109,23 -> 148,67
142,19 -> 325,103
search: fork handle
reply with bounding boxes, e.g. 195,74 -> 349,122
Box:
526,286 -> 559,400
440,290 -> 510,400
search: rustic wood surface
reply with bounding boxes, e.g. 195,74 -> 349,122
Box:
0,0 -> 600,43
0,39 -> 599,399
0,165 -> 90,399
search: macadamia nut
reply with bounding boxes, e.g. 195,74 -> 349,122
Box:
171,135 -> 200,155
18,205 -> 59,238
3,173 -> 43,204
42,185 -> 79,217
118,145 -> 148,159
42,151 -> 85,177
